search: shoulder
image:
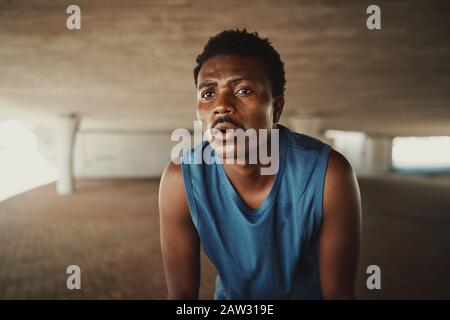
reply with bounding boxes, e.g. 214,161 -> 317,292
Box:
323,149 -> 361,219
159,158 -> 189,218
160,158 -> 184,193
161,158 -> 183,181
318,149 -> 361,299
326,149 -> 354,180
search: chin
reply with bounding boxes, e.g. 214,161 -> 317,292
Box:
210,141 -> 236,159
211,141 -> 254,164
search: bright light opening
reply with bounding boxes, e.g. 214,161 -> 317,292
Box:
324,130 -> 367,171
392,136 -> 450,172
0,120 -> 57,202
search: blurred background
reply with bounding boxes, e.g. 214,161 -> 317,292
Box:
0,0 -> 449,299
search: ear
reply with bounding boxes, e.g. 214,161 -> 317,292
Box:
272,96 -> 284,124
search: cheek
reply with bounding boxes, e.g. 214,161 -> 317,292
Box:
247,103 -> 271,120
196,107 -> 210,129
248,93 -> 271,115
196,103 -> 207,117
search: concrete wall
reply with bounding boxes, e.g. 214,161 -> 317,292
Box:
34,124 -> 174,179
327,130 -> 393,175
73,131 -> 173,178
32,118 -> 394,179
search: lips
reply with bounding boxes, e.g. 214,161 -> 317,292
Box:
210,121 -> 239,141
214,122 -> 238,131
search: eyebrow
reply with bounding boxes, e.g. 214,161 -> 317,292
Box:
197,76 -> 253,90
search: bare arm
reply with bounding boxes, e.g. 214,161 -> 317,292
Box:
159,161 -> 200,299
319,150 -> 362,299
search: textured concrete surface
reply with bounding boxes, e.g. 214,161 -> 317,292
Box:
0,178 -> 216,299
0,175 -> 449,299
1,0 -> 449,136
356,174 -> 450,299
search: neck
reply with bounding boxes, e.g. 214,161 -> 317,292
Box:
223,162 -> 267,178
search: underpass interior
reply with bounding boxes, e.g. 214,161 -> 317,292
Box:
0,0 -> 449,299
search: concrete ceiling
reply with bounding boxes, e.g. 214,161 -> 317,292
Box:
0,0 -> 449,136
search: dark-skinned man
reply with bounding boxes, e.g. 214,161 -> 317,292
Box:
159,29 -> 362,300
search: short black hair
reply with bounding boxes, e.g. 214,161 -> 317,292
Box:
193,29 -> 286,97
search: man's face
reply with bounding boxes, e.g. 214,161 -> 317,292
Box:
196,54 -> 283,157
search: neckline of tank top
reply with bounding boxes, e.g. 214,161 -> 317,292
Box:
214,125 -> 288,216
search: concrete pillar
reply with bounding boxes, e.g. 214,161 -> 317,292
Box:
362,134 -> 393,174
288,115 -> 322,138
56,114 -> 79,195
288,115 -> 334,146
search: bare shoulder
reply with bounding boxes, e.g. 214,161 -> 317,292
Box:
326,149 -> 354,180
319,148 -> 361,299
159,158 -> 200,299
323,149 -> 361,218
159,158 -> 189,219
160,158 -> 183,184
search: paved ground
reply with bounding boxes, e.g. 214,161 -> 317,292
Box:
356,174 -> 450,299
0,174 -> 449,299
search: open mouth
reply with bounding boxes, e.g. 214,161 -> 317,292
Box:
210,122 -> 238,142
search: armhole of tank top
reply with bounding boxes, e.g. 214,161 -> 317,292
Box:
314,143 -> 332,242
180,162 -> 200,230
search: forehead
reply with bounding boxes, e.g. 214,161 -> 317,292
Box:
198,54 -> 269,85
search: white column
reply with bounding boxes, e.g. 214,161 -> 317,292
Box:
362,134 -> 392,174
288,115 -> 321,138
288,115 -> 334,146
56,114 -> 79,195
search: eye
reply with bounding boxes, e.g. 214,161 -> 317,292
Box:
235,87 -> 252,96
201,90 -> 215,100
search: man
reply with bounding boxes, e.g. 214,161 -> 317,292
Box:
159,29 -> 361,299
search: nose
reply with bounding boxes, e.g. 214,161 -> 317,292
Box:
212,91 -> 235,116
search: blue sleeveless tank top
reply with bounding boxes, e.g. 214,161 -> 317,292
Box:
181,124 -> 331,299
